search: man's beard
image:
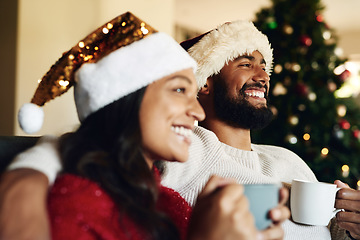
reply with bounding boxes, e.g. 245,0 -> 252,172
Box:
213,79 -> 273,130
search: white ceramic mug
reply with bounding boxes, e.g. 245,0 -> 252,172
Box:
290,179 -> 341,226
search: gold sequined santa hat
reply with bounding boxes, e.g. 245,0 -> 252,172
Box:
18,12 -> 197,134
180,20 -> 273,90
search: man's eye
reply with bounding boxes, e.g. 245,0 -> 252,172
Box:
239,63 -> 251,67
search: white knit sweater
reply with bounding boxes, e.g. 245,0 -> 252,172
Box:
162,126 -> 349,240
8,127 -> 349,239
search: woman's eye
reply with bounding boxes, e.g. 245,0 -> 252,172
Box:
174,88 -> 186,93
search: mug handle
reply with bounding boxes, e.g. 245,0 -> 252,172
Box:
331,208 -> 342,218
331,187 -> 343,218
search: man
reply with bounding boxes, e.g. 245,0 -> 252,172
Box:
160,20 -> 360,239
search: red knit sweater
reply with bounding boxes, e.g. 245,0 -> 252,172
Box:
48,173 -> 192,240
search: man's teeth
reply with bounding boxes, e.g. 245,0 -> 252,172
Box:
245,91 -> 265,98
171,126 -> 193,138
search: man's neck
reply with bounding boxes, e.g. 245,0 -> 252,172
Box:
200,119 -> 252,151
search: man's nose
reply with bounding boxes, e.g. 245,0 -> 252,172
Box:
252,66 -> 270,84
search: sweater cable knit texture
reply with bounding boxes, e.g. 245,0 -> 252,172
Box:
162,126 -> 349,240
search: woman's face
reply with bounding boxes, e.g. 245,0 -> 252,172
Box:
140,68 -> 205,167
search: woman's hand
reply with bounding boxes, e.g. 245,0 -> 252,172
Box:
259,187 -> 290,240
187,175 -> 257,240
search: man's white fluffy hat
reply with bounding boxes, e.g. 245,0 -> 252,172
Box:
180,20 -> 273,89
18,12 -> 197,134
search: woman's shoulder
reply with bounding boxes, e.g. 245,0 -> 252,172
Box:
50,174 -> 107,197
49,174 -> 116,217
48,174 -> 144,239
158,185 -> 192,238
158,185 -> 191,209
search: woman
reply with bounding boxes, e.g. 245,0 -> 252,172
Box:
50,70 -> 201,240
15,12 -> 257,240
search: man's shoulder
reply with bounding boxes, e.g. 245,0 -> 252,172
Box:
8,135 -> 62,185
164,126 -> 221,180
251,143 -> 318,181
161,126 -> 221,193
187,126 -> 221,154
252,143 -> 296,153
193,125 -> 219,141
15,135 -> 60,158
251,143 -> 302,160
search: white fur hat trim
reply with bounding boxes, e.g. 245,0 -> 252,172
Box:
74,32 -> 197,121
187,20 -> 273,89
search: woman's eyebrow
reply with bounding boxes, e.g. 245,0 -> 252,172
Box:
167,75 -> 192,84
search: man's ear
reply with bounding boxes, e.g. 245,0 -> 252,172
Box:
198,79 -> 211,95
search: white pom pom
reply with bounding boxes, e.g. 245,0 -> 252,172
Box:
18,103 -> 44,134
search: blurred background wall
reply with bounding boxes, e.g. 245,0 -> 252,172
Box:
0,0 -> 175,136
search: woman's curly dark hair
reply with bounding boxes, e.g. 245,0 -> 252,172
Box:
59,87 -> 179,240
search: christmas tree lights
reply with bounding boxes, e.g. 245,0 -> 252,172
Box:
252,0 -> 360,188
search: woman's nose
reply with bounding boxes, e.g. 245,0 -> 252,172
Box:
188,98 -> 205,122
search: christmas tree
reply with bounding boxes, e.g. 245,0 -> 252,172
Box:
252,0 -> 360,188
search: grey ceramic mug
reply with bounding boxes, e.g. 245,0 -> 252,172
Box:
243,184 -> 281,230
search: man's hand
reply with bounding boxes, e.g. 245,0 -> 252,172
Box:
188,175 -> 258,240
259,187 -> 290,240
334,180 -> 360,240
0,169 -> 50,240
